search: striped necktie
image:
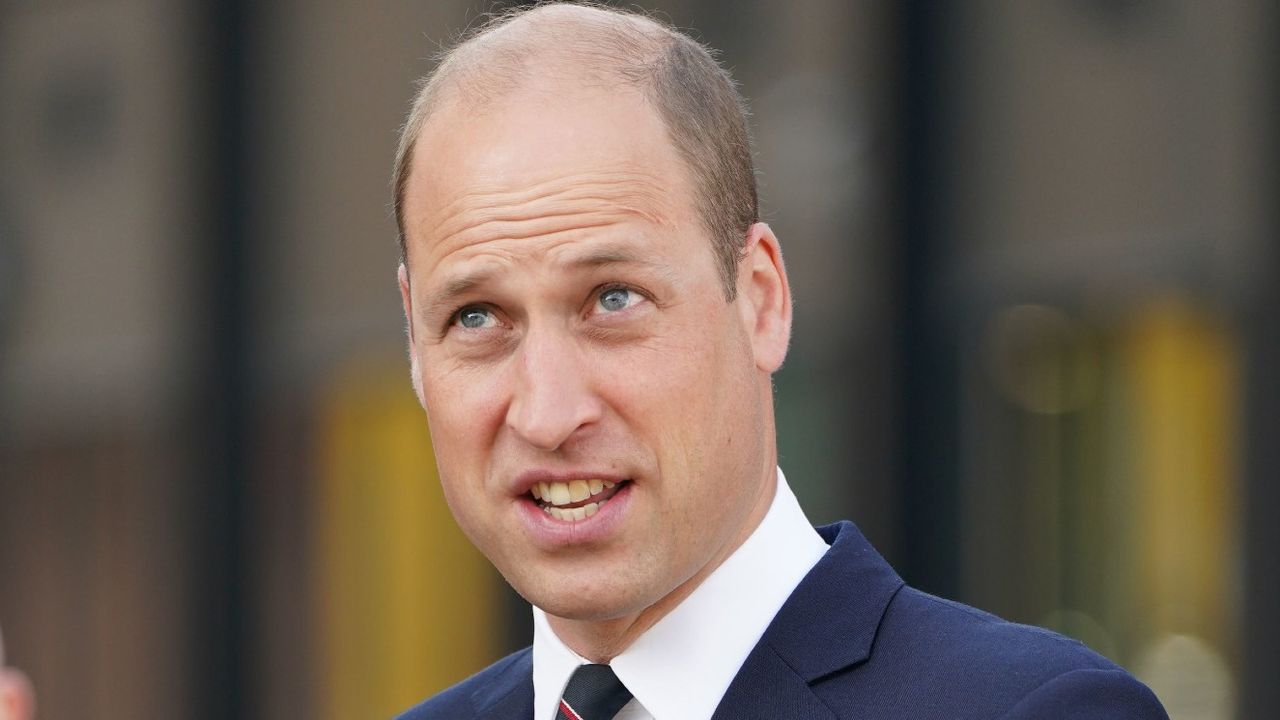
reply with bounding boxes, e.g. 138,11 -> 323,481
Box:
556,664 -> 634,720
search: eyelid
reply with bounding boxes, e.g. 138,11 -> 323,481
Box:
597,281 -> 643,296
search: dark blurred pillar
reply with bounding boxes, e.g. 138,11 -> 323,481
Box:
1243,276 -> 1280,720
891,1 -> 960,599
187,0 -> 256,717
1242,11 -> 1280,709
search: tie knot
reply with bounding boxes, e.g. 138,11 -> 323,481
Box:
557,664 -> 633,720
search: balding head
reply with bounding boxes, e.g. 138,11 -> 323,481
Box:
393,2 -> 758,298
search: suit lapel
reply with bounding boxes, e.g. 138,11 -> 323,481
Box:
710,642 -> 836,720
713,522 -> 904,719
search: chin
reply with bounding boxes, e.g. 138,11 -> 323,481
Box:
520,577 -> 651,623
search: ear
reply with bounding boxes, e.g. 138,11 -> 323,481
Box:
398,264 -> 426,407
735,222 -> 792,373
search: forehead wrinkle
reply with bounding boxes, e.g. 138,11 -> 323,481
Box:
439,213 -> 638,261
426,169 -> 672,240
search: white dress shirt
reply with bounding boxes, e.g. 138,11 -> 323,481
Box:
532,468 -> 829,720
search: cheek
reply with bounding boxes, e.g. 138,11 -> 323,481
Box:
422,355 -> 505,433
420,364 -> 509,497
664,327 -> 761,496
421,376 -> 511,558
604,317 -> 757,469
608,310 -> 746,399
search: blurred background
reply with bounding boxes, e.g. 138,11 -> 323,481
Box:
0,1 -> 1275,718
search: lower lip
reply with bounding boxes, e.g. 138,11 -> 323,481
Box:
516,483 -> 633,547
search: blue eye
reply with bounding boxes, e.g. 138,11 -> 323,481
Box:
598,287 -> 632,313
457,307 -> 494,329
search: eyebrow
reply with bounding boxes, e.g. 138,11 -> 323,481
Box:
420,271 -> 496,323
568,246 -> 674,274
419,242 -> 678,321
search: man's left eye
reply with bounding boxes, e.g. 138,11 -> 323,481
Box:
596,287 -> 639,313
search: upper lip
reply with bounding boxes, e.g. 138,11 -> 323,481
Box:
509,469 -> 630,497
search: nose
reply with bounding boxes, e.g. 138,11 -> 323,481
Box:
505,327 -> 603,451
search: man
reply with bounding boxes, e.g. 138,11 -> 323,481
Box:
392,4 -> 1168,718
0,626 -> 34,720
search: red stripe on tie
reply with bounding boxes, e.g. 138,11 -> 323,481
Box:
560,699 -> 585,720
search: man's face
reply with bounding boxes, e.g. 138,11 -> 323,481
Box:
399,80 -> 784,622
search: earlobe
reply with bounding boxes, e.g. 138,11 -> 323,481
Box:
738,223 -> 792,373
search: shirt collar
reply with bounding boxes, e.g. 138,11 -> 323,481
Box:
532,467 -> 829,720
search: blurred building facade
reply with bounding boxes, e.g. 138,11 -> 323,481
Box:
0,1 -> 1274,719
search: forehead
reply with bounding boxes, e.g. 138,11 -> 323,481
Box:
401,81 -> 698,267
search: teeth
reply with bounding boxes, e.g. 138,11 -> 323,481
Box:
544,500 -> 604,521
535,479 -> 623,518
547,483 -> 571,506
538,479 -> 618,507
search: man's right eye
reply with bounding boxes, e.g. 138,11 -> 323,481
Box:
455,306 -> 497,330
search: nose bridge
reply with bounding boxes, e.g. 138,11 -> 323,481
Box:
506,321 -> 600,450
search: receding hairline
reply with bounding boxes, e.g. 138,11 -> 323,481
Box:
396,5 -> 694,255
393,1 -> 760,298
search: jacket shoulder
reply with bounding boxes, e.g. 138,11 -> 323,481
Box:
851,586 -> 1166,718
885,587 -> 1121,676
997,667 -> 1169,719
394,647 -> 532,720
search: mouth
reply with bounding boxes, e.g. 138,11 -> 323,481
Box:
529,479 -> 630,521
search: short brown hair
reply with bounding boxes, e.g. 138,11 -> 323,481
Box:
392,2 -> 758,298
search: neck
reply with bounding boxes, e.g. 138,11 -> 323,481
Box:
546,462 -> 779,663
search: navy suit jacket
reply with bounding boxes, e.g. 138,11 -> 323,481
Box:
397,521 -> 1168,719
